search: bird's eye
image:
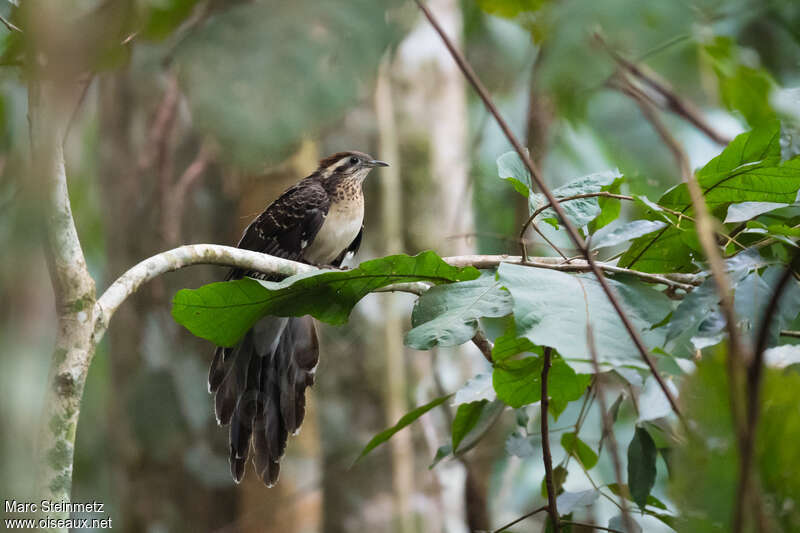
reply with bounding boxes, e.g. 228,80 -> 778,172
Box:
349,157 -> 359,165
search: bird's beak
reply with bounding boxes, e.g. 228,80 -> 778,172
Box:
367,159 -> 390,168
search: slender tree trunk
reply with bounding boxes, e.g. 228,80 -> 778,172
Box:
376,57 -> 416,533
29,75 -> 97,530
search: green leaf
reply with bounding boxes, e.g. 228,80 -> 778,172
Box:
405,273 -> 512,349
429,444 -> 452,469
452,399 -> 505,455
453,373 -> 495,405
498,263 -> 672,367
591,220 -> 667,250
536,171 -> 622,228
590,176 -> 624,231
492,355 -> 590,408
504,177 -> 531,198
724,201 -> 790,223
172,251 -> 479,347
704,36 -> 777,127
561,432 -> 598,469
477,0 -> 545,18
607,483 -> 668,510
452,401 -> 487,451
498,151 -> 531,190
541,465 -> 568,499
621,122 -> 800,272
627,426 -> 657,510
141,0 -> 200,41
557,489 -> 599,515
356,394 -> 451,463
492,328 -> 539,362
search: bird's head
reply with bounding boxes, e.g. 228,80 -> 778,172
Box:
316,151 -> 389,183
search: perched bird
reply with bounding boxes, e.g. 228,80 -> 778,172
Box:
208,151 -> 388,486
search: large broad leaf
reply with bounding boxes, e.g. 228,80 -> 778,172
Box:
172,252 -> 479,347
627,426 -> 658,510
621,123 -> 800,272
535,171 -> 621,229
492,355 -> 591,409
591,220 -> 667,250
355,394 -> 451,463
724,201 -> 790,223
498,263 -> 673,368
175,1 -> 403,167
405,273 -> 513,349
453,373 -> 496,405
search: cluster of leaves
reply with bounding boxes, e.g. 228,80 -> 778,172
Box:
173,120 -> 800,531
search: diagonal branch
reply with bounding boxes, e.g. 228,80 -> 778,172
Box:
541,346 -> 560,532
596,33 -> 731,146
415,0 -> 683,419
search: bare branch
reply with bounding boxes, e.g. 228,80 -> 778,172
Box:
471,329 -> 494,364
93,244 -> 315,341
541,346 -> 560,532
443,254 -> 700,291
414,0 -> 683,420
491,506 -> 548,533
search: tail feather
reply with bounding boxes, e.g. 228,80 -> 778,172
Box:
211,316 -> 319,486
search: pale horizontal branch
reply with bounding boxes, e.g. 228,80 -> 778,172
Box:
94,244 -> 316,340
442,254 -> 701,291
94,245 -> 701,343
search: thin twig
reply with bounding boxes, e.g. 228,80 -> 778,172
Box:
492,506 -> 548,533
0,13 -> 22,33
443,254 -> 700,291
415,0 -> 683,420
541,346 -> 560,532
596,33 -> 731,146
560,521 -> 624,533
779,329 -> 800,338
471,329 -> 494,364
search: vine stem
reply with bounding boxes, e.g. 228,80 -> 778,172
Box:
415,0 -> 683,420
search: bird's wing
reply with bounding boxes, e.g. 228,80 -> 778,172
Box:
331,225 -> 363,267
227,180 -> 330,280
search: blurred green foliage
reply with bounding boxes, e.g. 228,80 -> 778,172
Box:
174,0 -> 405,168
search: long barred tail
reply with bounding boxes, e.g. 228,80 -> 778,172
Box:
208,316 -> 319,486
